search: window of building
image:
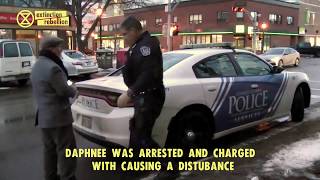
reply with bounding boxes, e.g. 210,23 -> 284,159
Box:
155,17 -> 162,26
250,11 -> 259,22
287,16 -> 294,25
108,24 -> 113,32
269,14 -> 282,24
305,10 -> 315,25
140,20 -> 147,28
217,11 -> 229,22
173,16 -> 178,23
104,25 -> 108,31
189,14 -> 202,24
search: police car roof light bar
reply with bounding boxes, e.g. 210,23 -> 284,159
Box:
180,42 -> 236,53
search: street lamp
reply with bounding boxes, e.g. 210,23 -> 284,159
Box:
96,5 -> 103,49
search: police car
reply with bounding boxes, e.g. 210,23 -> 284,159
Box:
71,47 -> 311,148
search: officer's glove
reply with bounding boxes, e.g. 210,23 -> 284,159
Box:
117,92 -> 132,108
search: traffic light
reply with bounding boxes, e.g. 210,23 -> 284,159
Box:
232,7 -> 245,12
259,22 -> 269,31
170,25 -> 179,36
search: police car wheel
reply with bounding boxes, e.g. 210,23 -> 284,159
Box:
291,87 -> 305,122
166,111 -> 213,148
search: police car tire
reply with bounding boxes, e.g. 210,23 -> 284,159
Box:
166,110 -> 213,148
291,87 -> 304,122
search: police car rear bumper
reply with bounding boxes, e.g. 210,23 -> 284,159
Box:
71,104 -> 133,147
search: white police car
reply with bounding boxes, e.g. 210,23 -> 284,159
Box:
71,48 -> 311,147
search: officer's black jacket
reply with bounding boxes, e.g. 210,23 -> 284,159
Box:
122,31 -> 163,95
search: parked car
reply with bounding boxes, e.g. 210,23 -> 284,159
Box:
61,50 -> 98,77
0,39 -> 36,86
295,42 -> 320,57
72,48 -> 310,148
259,47 -> 300,67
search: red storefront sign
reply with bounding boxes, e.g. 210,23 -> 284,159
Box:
0,13 -> 33,24
0,13 -> 17,24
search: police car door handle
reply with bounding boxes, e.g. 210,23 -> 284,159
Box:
251,84 -> 259,89
207,87 -> 216,92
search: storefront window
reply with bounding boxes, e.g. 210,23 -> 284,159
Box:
0,29 -> 12,39
42,30 -> 57,37
182,35 -> 222,45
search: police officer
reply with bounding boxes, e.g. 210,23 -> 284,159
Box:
117,16 -> 165,149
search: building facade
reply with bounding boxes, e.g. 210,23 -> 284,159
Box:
297,0 -> 320,46
0,2 -> 76,54
94,0 -> 320,52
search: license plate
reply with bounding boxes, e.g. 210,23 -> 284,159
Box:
78,96 -> 98,109
22,61 -> 31,67
81,116 -> 92,129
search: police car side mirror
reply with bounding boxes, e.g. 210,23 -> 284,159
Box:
271,66 -> 284,74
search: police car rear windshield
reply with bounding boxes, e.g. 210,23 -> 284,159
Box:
110,53 -> 192,76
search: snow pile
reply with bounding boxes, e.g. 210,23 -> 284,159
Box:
263,133 -> 320,172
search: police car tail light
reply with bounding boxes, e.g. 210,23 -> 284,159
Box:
78,87 -> 121,107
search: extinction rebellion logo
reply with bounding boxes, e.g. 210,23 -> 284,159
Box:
16,10 -> 70,28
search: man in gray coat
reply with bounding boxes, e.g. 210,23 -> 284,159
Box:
31,37 -> 77,180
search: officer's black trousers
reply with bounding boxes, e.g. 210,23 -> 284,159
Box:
41,125 -> 77,180
129,88 -> 165,149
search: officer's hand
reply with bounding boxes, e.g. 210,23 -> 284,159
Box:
117,92 -> 132,108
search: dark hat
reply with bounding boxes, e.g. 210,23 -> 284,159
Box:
40,36 -> 64,50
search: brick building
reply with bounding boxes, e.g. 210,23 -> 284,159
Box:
94,0 -> 320,52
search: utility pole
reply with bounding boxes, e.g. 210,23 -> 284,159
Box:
167,0 -> 172,51
166,0 -> 180,51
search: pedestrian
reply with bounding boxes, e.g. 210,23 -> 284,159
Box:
31,37 -> 78,180
117,16 -> 165,148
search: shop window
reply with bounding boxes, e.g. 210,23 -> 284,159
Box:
212,35 -> 223,43
0,29 -> 12,39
